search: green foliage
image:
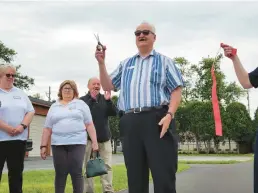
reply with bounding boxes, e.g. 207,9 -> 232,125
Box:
174,54 -> 254,153
191,54 -> 244,104
109,95 -> 119,140
13,64 -> 34,90
253,107 -> 258,129
174,57 -> 195,103
224,102 -> 254,143
0,41 -> 16,63
0,41 -> 34,90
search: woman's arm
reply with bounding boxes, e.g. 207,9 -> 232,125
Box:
0,120 -> 14,135
40,128 -> 52,160
41,128 -> 52,147
21,111 -> 35,126
85,122 -> 97,144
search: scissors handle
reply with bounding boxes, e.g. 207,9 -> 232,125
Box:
94,33 -> 104,51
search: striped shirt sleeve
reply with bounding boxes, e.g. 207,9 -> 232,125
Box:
110,62 -> 123,91
165,58 -> 185,94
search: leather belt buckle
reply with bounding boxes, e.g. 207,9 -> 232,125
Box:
133,107 -> 142,113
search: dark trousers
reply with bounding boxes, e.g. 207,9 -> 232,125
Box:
52,144 -> 86,193
120,107 -> 178,193
0,140 -> 26,193
254,129 -> 258,193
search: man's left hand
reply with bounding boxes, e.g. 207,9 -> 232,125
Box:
158,114 -> 172,138
104,91 -> 111,100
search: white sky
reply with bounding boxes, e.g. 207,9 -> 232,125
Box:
0,0 -> 258,117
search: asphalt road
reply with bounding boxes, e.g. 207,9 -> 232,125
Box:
118,161 -> 253,193
3,154 -> 253,193
3,154 -> 125,172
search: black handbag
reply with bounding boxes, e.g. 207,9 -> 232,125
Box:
85,151 -> 108,178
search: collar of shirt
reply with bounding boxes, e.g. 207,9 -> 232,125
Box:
86,91 -> 100,102
54,98 -> 77,106
135,49 -> 157,58
0,86 -> 17,93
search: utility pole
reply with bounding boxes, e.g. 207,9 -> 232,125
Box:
45,86 -> 51,102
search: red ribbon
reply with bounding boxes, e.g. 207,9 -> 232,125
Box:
211,64 -> 222,136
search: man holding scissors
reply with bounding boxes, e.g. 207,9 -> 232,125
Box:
94,21 -> 184,193
222,43 -> 258,193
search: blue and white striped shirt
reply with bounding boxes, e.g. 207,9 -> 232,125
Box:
110,50 -> 184,111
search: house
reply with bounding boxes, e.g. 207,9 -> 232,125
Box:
26,96 -> 53,157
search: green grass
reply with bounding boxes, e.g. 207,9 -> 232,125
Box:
0,164 -> 189,193
179,160 -> 241,164
178,153 -> 254,157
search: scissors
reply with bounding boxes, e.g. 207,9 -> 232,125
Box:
94,33 -> 104,51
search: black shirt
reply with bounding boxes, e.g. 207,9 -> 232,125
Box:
80,92 -> 117,143
249,67 -> 258,88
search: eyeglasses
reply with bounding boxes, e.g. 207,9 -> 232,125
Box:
134,30 -> 155,36
62,87 -> 73,91
5,74 -> 16,78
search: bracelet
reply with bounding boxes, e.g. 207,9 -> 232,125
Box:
40,145 -> 47,149
166,112 -> 174,119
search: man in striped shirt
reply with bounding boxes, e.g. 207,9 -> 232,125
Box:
95,21 -> 184,193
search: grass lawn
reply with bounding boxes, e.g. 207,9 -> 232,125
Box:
0,164 -> 189,193
178,153 -> 254,157
178,160 -> 248,164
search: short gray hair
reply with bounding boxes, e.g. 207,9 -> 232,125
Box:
0,63 -> 16,77
138,21 -> 156,34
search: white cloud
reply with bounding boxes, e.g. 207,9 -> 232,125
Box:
0,1 -> 258,116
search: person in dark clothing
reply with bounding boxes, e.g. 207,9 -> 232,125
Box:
222,43 -> 258,193
80,77 -> 117,193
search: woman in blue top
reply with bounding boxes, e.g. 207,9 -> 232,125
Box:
40,80 -> 98,193
0,64 -> 35,193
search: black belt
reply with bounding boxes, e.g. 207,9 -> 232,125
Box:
125,105 -> 166,114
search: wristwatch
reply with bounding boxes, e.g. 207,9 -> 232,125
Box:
166,112 -> 174,119
20,123 -> 27,130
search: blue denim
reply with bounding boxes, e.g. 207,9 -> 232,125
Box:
254,129 -> 258,193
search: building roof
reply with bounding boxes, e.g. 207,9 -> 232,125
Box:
28,96 -> 53,107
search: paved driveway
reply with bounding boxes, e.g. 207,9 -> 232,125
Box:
3,154 -> 125,173
118,161 -> 253,193
3,154 -> 253,193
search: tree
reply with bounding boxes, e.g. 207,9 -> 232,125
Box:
174,57 -> 196,103
191,54 -> 245,104
252,107 -> 258,147
0,41 -> 34,90
32,93 -> 42,99
108,95 -> 120,154
175,105 -> 195,152
180,101 -> 214,153
253,107 -> 258,129
0,41 -> 16,63
224,102 -> 254,153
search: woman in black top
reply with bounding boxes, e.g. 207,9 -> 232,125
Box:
222,43 -> 258,193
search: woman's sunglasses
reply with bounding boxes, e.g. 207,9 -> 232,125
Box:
5,74 -> 16,78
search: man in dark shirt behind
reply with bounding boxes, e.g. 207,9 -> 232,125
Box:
222,43 -> 258,193
80,77 -> 117,193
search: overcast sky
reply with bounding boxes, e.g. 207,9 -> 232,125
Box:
0,0 -> 258,116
